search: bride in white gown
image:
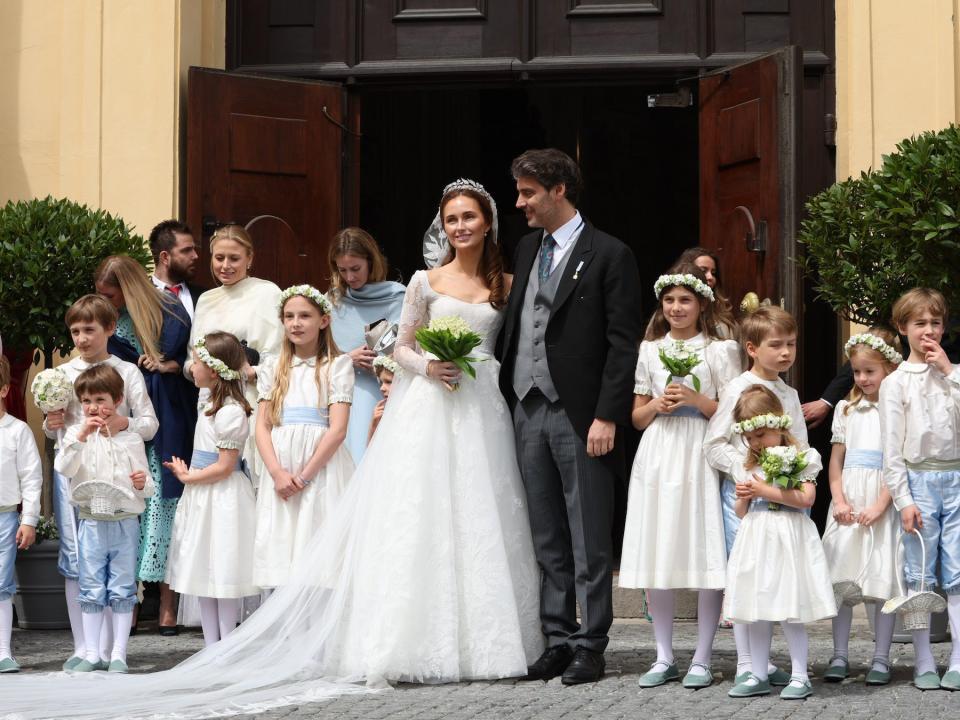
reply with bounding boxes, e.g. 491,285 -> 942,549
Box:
2,180 -> 543,720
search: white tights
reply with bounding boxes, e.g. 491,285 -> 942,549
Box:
0,599 -> 12,659
831,604 -> 895,673
647,589 -> 722,674
744,621 -> 808,686
199,597 -> 241,646
64,578 -> 85,657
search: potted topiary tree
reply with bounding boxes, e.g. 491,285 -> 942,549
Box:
0,196 -> 151,629
799,125 -> 960,327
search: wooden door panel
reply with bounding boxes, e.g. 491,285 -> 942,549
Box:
186,67 -> 345,291
699,46 -> 801,314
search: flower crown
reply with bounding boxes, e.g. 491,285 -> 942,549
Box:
278,285 -> 332,315
373,355 -> 399,374
194,338 -> 241,381
654,273 -> 715,302
844,333 -> 902,365
732,413 -> 792,434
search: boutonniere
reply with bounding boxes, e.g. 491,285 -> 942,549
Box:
572,260 -> 584,280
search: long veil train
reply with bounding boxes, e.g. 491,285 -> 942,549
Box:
3,357 -> 542,720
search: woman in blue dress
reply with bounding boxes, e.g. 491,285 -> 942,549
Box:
95,254 -> 197,635
326,228 -> 406,463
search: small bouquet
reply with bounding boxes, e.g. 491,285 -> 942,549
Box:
658,339 -> 701,391
757,445 -> 810,510
31,368 -> 73,414
415,316 -> 484,390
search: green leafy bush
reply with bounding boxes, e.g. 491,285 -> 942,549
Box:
0,196 -> 152,365
799,125 -> 960,327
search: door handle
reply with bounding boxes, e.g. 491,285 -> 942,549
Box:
733,206 -> 767,253
202,215 -> 224,237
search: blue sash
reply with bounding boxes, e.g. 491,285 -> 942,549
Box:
748,498 -> 803,514
656,405 -> 706,420
844,448 -> 882,471
281,406 -> 330,427
190,449 -> 245,473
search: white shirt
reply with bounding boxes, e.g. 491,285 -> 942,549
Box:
544,211 -> 585,274
42,356 -> 159,445
0,413 -> 42,526
703,370 -> 808,483
152,274 -> 195,320
879,361 -> 960,511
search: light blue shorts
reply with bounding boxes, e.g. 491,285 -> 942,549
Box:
904,468 -> 960,594
0,511 -> 18,600
53,469 -> 80,579
77,517 -> 140,613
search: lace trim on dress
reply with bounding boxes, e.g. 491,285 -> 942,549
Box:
215,440 -> 244,450
634,381 -> 651,396
328,394 -> 353,405
394,272 -> 431,377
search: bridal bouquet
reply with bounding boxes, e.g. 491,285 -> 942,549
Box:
658,339 -> 701,391
415,315 -> 484,389
31,368 -> 73,413
758,445 -> 810,510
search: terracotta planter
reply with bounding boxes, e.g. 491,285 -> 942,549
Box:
13,539 -> 69,629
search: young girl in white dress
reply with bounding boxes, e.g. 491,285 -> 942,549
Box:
253,285 -> 355,588
821,328 -> 902,685
164,332 -> 258,646
724,385 -> 835,700
620,265 -> 741,689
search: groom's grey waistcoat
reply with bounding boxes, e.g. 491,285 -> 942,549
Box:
511,243 -> 573,402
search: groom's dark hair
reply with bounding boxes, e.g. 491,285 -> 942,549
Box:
511,148 -> 583,205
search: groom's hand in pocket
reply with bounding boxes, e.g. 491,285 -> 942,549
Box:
586,418 -> 615,457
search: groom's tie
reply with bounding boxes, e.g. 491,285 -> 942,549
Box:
538,233 -> 556,284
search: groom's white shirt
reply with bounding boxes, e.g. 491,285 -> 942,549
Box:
544,211 -> 584,274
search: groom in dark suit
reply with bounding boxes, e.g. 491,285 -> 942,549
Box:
498,149 -> 642,684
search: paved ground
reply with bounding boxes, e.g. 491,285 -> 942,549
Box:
10,608 -> 960,719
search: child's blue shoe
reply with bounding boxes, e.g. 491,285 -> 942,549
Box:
637,661 -> 679,688
728,675 -> 771,697
865,658 -> 891,686
71,659 -> 99,673
0,657 -> 20,673
914,670 -> 941,690
780,677 -> 813,699
768,667 -> 792,686
62,655 -> 84,671
681,663 -> 713,689
822,655 -> 848,682
107,659 -> 129,674
940,670 -> 960,690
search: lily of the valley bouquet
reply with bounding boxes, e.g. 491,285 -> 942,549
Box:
658,339 -> 701,391
757,445 -> 810,510
415,316 -> 484,390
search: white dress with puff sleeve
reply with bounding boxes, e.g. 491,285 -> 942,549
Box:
253,354 -> 356,588
619,333 -> 741,589
166,399 -> 258,599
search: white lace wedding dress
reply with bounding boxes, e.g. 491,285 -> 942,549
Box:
2,270 -> 542,720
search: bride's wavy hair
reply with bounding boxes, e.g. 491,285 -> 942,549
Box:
267,293 -> 342,427
439,187 -> 506,310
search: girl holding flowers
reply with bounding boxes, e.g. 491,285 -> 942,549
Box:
724,385 -> 834,700
820,328 -> 903,685
253,285 -> 355,589
620,264 -> 742,689
164,332 -> 258,646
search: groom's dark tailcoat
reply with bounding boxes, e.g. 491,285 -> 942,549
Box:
498,220 -> 641,652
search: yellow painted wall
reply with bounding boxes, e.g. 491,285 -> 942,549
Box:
0,0 -> 225,451
836,0 -> 960,181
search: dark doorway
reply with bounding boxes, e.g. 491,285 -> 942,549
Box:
357,82 -> 699,302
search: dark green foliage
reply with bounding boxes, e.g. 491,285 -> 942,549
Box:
0,196 -> 151,365
798,125 -> 960,327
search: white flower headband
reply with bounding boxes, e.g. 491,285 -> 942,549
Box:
732,413 -> 793,434
844,333 -> 902,365
373,355 -> 399,374
194,338 -> 241,381
278,285 -> 332,315
654,273 -> 715,302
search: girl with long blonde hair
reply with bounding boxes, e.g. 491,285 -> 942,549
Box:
253,286 -> 355,588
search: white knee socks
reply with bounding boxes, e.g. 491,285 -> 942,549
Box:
913,626 -> 936,675
81,612 -> 103,664
217,598 -> 240,641
64,578 -> 85,657
831,604 -> 852,665
0,599 -> 12,660
781,621 -> 809,684
99,606 -> 113,662
733,622 -> 752,677
948,594 -> 960,673
199,597 -> 221,646
691,590 -> 722,673
110,610 -> 133,663
872,604 -> 895,671
646,589 -> 675,668
746,621 -> 772,683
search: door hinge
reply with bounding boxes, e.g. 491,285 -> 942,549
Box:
647,86 -> 693,108
824,113 -> 837,147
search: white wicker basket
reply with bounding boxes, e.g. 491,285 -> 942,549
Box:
882,529 -> 947,631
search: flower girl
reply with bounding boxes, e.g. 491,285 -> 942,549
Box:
619,265 -> 741,688
253,285 -> 355,588
164,332 -> 258,646
821,329 -> 902,686
724,385 -> 835,700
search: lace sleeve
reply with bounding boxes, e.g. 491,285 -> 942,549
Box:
394,271 -> 431,377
